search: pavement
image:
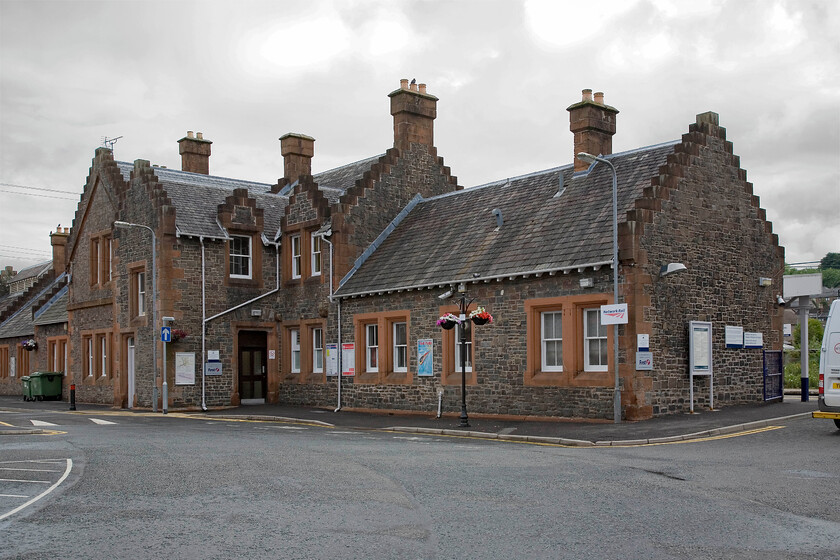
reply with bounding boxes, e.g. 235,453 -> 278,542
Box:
0,391 -> 823,446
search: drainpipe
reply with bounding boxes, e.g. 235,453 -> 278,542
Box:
316,233 -> 341,412
200,237 -> 207,411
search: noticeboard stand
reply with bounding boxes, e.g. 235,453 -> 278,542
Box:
688,321 -> 714,413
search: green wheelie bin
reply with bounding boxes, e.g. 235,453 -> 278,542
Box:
21,376 -> 32,401
30,371 -> 62,401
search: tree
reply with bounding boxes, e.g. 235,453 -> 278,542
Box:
821,252 -> 840,270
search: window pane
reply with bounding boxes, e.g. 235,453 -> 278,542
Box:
366,324 -> 378,371
230,236 -> 251,277
394,323 -> 406,346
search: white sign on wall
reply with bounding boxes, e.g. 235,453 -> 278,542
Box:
326,343 -> 338,376
725,326 -> 744,348
600,304 -> 628,325
175,353 -> 195,385
744,332 -> 764,349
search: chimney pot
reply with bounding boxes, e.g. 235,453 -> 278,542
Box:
400,78 -> 409,90
196,132 -> 204,140
568,89 -> 619,171
178,131 -> 212,174
389,81 -> 438,151
280,133 -> 315,183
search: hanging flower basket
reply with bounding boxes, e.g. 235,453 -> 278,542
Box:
21,339 -> 37,351
469,307 -> 493,325
171,329 -> 189,343
437,313 -> 461,330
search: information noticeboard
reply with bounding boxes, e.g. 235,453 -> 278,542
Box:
341,343 -> 355,376
326,343 -> 338,376
688,321 -> 714,413
175,352 -> 195,385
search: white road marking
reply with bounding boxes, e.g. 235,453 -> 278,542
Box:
0,468 -> 62,473
30,420 -> 58,427
89,418 -> 117,425
0,479 -> 51,484
272,426 -> 307,430
0,494 -> 29,499
0,459 -> 73,521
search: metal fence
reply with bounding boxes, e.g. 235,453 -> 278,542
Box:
763,350 -> 783,402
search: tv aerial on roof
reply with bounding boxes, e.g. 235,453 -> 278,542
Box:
101,136 -> 123,150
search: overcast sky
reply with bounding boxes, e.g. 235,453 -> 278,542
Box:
1,0 -> 838,274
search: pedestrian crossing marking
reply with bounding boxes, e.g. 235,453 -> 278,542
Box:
89,418 -> 117,425
30,420 -> 58,427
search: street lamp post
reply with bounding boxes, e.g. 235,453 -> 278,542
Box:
577,152 -> 621,424
439,289 -> 492,428
114,221 -> 158,413
457,295 -> 471,427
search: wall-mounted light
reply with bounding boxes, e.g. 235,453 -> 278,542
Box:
251,309 -> 262,317
659,263 -> 687,278
776,295 -> 786,306
759,277 -> 772,287
580,278 -> 594,288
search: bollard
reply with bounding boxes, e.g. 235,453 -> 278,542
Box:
69,384 -> 76,411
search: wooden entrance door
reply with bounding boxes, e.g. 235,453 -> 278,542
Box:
238,331 -> 267,403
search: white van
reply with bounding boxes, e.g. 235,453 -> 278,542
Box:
815,299 -> 840,429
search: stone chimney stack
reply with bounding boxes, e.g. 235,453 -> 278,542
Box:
388,79 -> 438,152
178,131 -> 212,175
50,227 -> 69,278
280,133 -> 315,183
567,89 -> 619,171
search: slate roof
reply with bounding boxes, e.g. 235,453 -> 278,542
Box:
114,155 -> 382,239
0,275 -> 66,339
336,141 -> 679,297
33,285 -> 68,326
10,261 -> 51,284
312,155 -> 382,202
117,163 -> 283,240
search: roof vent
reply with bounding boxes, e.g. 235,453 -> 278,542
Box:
492,208 -> 503,228
554,173 -> 566,198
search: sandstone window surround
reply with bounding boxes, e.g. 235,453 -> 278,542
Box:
541,311 -> 563,372
17,345 -> 30,377
291,234 -> 302,279
128,265 -> 147,322
281,319 -> 327,384
290,328 -> 301,373
0,345 -> 9,378
228,235 -> 252,279
353,310 -> 412,385
311,235 -> 322,277
312,327 -> 323,373
525,294 -> 614,387
89,237 -> 100,286
440,305 -> 477,386
89,232 -> 113,288
47,336 -> 69,376
82,331 -> 112,380
283,226 -> 325,286
583,308 -> 609,372
82,335 -> 93,377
